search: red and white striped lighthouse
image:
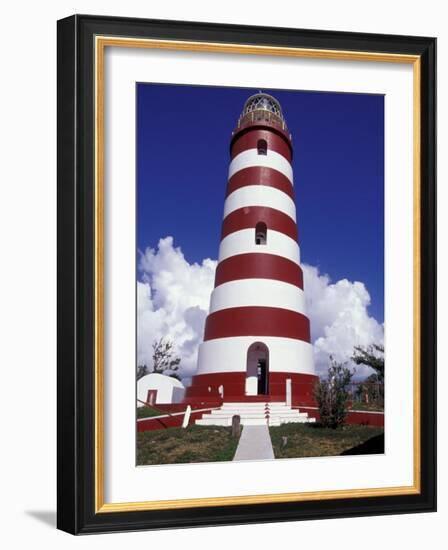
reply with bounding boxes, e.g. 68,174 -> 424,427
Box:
185,93 -> 317,407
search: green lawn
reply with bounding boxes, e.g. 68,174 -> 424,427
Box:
350,401 -> 384,412
269,423 -> 384,459
137,406 -> 165,419
137,425 -> 240,466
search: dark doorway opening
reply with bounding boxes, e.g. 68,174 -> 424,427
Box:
246,342 -> 269,396
257,358 -> 268,394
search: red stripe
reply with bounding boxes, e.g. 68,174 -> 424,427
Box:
226,166 -> 294,200
184,371 -> 318,404
203,306 -> 310,342
221,206 -> 298,241
231,129 -> 292,161
214,253 -> 303,288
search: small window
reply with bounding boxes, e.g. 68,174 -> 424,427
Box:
257,139 -> 267,155
255,222 -> 267,245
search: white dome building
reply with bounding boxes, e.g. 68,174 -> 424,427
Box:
137,373 -> 186,407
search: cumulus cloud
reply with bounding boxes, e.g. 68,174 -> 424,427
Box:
302,264 -> 384,379
137,237 -> 383,382
137,237 -> 216,381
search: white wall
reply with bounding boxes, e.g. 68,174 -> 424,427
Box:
197,337 -> 315,375
209,279 -> 307,314
0,0 -> 445,548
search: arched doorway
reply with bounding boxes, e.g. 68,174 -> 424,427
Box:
246,342 -> 269,396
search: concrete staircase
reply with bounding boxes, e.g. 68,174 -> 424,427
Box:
195,402 -> 315,427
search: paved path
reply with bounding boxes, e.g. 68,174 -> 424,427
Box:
233,425 -> 275,461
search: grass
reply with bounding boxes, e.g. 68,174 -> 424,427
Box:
137,425 -> 240,465
350,401 -> 384,412
269,423 -> 384,459
137,406 -> 165,419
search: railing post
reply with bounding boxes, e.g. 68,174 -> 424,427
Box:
286,378 -> 292,407
182,405 -> 192,428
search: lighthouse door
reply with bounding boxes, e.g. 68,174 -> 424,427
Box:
246,342 -> 269,396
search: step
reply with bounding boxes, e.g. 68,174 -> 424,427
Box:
220,408 -> 295,414
207,413 -> 308,421
221,403 -> 276,408
216,408 -> 308,416
208,412 -> 269,418
195,401 -> 315,427
220,403 -> 306,411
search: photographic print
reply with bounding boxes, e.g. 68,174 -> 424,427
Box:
136,83 -> 385,466
57,16 -> 436,532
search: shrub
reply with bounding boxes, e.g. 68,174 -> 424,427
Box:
314,358 -> 353,429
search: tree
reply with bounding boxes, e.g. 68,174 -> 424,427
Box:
314,358 -> 353,429
137,364 -> 148,381
352,344 -> 384,382
151,337 -> 181,379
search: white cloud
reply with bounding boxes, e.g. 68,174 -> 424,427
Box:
137,237 -> 383,382
302,264 -> 384,379
137,237 -> 216,380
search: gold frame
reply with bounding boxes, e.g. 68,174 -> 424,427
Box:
94,36 -> 421,514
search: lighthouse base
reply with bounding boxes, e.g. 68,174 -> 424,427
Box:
184,371 -> 318,408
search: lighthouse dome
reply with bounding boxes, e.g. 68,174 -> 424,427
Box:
242,93 -> 283,119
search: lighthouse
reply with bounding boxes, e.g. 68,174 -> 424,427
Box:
185,93 -> 318,419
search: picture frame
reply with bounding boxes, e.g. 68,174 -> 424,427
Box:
57,14 -> 436,534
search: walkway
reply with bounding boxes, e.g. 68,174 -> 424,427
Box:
233,425 -> 275,461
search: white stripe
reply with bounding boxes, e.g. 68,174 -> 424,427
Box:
229,149 -> 293,184
219,229 -> 300,265
224,186 -> 296,221
209,279 -> 306,314
196,337 -> 315,375
136,407 -> 219,419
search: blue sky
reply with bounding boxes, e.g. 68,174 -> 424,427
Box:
137,83 -> 384,323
